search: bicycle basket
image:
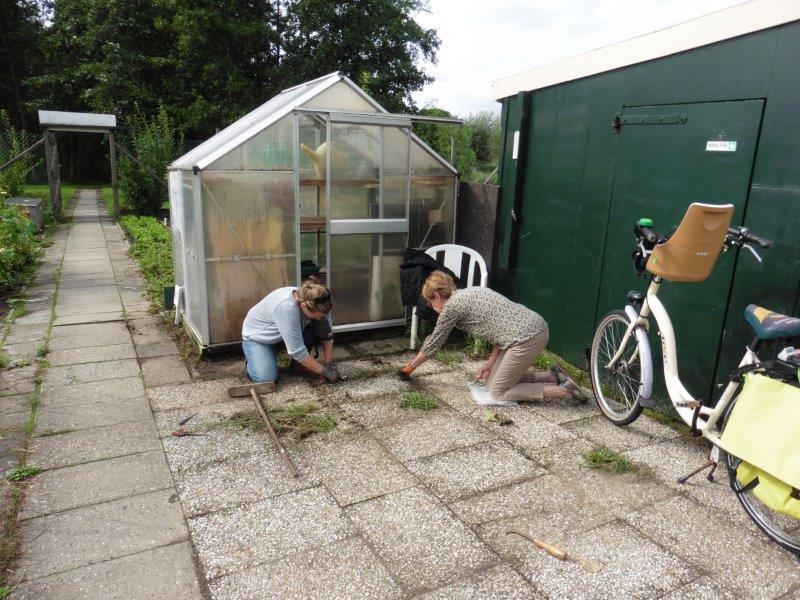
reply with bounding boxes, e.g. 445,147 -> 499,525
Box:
718,374 -> 800,520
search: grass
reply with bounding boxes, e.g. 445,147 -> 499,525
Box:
400,391 -> 437,411
465,333 -> 492,359
582,445 -> 644,475
0,355 -> 6,369
348,364 -> 395,380
0,585 -> 9,599
35,343 -> 48,357
5,466 -> 41,482
211,403 -> 335,440
435,350 -> 461,366
119,215 -> 173,309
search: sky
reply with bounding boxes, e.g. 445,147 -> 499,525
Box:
411,0 -> 748,116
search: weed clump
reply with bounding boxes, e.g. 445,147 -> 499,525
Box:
582,445 -> 643,475
5,466 -> 42,482
435,350 -> 461,366
211,403 -> 335,440
401,391 -> 437,411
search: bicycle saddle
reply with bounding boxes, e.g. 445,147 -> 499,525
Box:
744,304 -> 800,340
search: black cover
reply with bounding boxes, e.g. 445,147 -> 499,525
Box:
399,248 -> 462,323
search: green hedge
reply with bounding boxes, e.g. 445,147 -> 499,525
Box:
120,215 -> 173,307
0,205 -> 40,289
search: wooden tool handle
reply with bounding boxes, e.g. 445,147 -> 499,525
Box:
533,538 -> 568,560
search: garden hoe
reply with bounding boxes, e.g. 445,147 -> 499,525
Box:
228,382 -> 300,479
506,528 -> 603,573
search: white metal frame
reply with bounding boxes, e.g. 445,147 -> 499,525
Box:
410,244 -> 489,350
608,277 -> 755,447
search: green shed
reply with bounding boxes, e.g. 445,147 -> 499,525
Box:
491,1 -> 800,404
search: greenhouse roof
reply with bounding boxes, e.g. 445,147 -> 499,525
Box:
170,72 -> 456,173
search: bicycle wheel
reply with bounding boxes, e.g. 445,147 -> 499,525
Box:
721,389 -> 800,558
590,309 -> 644,426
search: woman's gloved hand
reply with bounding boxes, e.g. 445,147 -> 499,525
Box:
320,365 -> 341,383
397,363 -> 415,381
323,362 -> 339,375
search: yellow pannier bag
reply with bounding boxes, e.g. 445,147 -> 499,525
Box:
718,374 -> 800,521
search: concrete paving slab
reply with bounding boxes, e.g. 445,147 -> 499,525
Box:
16,489 -> 188,581
44,359 -> 140,386
381,353 -> 457,377
0,410 -> 29,431
29,420 -> 161,470
147,378 -> 242,412
0,394 -> 30,416
140,355 -> 191,387
537,438 -> 677,517
21,451 -> 174,519
527,397 -> 597,424
373,410 -> 494,462
0,430 -> 26,472
660,576 -> 739,600
451,472 -> 607,528
3,324 -> 47,345
47,343 -> 136,366
58,277 -> 117,289
39,376 -> 145,408
176,448 -> 319,517
36,395 -> 152,432
305,432 -> 417,506
189,485 -> 353,579
565,414 -> 678,452
346,486 -> 496,592
134,340 -> 178,359
208,536 -> 402,600
349,337 -> 409,356
516,521 -> 696,600
329,373 -> 412,402
416,563 -> 542,599
626,495 -> 800,598
55,301 -> 123,317
0,370 -> 36,396
54,311 -> 125,326
14,309 -> 52,326
408,439 -> 545,503
492,407 -> 577,454
2,343 -> 40,362
338,393 -> 426,429
50,321 -> 129,341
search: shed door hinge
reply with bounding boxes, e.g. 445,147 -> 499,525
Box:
612,113 -> 687,133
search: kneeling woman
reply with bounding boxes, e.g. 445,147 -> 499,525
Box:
401,272 -> 578,405
242,278 -> 340,383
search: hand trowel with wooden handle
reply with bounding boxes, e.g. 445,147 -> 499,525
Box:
506,528 -> 603,573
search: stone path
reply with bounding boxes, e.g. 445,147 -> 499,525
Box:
5,190 -> 203,598
2,190 -> 798,599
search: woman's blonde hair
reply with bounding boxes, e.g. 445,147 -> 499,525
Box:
422,271 -> 456,302
298,276 -> 333,314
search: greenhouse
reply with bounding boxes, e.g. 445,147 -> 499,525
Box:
168,72 -> 458,348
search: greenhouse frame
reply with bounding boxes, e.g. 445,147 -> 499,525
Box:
168,72 -> 458,348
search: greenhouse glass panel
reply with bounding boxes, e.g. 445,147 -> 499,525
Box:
181,171 -> 208,342
298,114 -> 328,273
383,126 -> 410,219
168,171 -> 184,286
208,114 -> 294,171
408,142 -> 455,248
302,81 -> 379,113
330,123 -> 381,219
329,232 -> 405,325
201,171 -> 296,344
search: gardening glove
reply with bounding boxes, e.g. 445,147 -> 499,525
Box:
323,362 -> 339,375
320,365 -> 341,383
398,363 -> 415,381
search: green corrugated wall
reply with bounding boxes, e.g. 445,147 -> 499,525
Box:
493,21 -> 800,404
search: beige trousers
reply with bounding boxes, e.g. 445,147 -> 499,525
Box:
486,328 -> 550,402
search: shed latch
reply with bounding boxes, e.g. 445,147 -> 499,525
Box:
612,113 -> 687,133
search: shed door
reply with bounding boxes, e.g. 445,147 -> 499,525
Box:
596,99 -> 764,402
325,115 -> 411,328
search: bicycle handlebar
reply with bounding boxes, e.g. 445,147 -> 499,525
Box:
727,227 -> 772,249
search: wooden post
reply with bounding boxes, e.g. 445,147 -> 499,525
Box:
108,131 -> 120,220
43,129 -> 61,219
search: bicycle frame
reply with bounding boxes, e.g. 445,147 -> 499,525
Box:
608,277 -> 757,447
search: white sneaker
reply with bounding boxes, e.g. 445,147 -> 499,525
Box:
469,382 -> 518,407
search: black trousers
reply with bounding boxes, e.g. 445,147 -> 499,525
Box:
302,318 -> 333,358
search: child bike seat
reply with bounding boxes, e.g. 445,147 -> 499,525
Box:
745,304 -> 800,340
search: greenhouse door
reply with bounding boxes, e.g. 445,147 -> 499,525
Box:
325,114 -> 411,329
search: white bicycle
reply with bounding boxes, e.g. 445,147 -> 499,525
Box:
589,202 -> 800,557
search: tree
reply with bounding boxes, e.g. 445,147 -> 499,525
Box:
0,1 -> 46,129
414,108 -> 476,181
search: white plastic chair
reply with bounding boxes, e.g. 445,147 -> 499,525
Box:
410,244 -> 489,349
